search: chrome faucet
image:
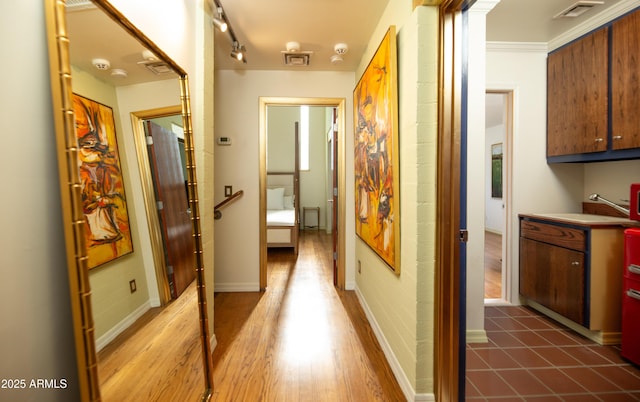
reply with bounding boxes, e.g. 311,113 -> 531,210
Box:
589,193 -> 630,217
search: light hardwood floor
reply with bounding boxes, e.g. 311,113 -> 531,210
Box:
484,231 -> 502,299
97,231 -> 404,401
211,231 -> 405,401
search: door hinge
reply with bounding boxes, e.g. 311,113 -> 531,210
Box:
156,200 -> 164,210
459,229 -> 468,243
333,251 -> 337,261
333,187 -> 338,197
146,135 -> 154,145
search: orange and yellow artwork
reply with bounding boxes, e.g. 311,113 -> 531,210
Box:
353,26 -> 400,273
73,94 -> 133,269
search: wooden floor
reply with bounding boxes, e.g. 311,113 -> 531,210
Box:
484,231 -> 502,299
97,280 -> 205,402
211,231 -> 405,401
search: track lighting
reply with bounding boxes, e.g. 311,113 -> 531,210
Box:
213,17 -> 227,32
230,42 -> 246,63
214,0 -> 247,65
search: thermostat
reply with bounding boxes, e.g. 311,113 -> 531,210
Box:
217,136 -> 232,145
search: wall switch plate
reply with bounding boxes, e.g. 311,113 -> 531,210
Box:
224,186 -> 232,197
129,279 -> 137,293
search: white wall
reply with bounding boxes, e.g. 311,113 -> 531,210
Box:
213,71 -> 355,292
584,160 -> 640,205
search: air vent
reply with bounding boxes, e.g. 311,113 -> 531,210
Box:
282,51 -> 313,66
553,1 -> 604,19
65,0 -> 96,12
137,60 -> 173,75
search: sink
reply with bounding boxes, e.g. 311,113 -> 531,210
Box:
530,213 -> 637,225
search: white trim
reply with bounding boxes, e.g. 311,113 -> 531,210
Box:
470,0 -> 500,15
213,282 -> 260,292
345,280 -> 356,290
549,0 -> 640,51
487,41 -> 548,53
466,329 -> 489,344
355,286 -> 436,402
95,301 -> 151,352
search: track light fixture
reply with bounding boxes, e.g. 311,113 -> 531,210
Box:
230,41 -> 246,63
214,0 -> 247,64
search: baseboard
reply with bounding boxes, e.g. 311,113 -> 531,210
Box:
95,301 -> 151,352
214,282 -> 260,292
345,280 -> 355,290
466,329 -> 489,344
355,286 -> 436,402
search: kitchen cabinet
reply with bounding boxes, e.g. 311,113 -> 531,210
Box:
547,7 -> 640,163
611,10 -> 640,151
547,27 -> 608,158
519,214 -> 629,344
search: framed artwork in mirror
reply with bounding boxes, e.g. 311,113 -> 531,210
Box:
73,93 -> 134,268
491,142 -> 503,199
353,25 -> 400,273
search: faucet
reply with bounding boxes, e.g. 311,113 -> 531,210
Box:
589,193 -> 630,217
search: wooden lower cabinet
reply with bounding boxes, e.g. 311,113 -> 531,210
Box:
519,216 -> 627,344
520,237 -> 585,325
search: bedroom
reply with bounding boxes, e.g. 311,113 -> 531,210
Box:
266,104 -> 337,258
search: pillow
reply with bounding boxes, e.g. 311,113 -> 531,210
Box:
267,187 -> 285,210
283,195 -> 294,210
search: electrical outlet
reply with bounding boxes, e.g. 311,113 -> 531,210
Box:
129,279 -> 137,293
224,185 -> 232,197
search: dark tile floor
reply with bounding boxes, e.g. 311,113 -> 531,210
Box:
466,305 -> 640,401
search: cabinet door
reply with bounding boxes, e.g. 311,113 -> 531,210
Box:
520,237 -> 586,325
547,28 -> 608,157
612,10 -> 640,150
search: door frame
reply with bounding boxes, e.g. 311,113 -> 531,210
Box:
484,89 -> 514,304
130,105 -> 183,305
259,97 -> 346,290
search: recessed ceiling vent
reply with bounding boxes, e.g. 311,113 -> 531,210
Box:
65,0 -> 96,12
137,60 -> 173,75
553,0 -> 604,19
281,41 -> 312,66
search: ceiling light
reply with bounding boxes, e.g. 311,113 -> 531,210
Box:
213,17 -> 227,32
331,55 -> 343,64
92,58 -> 110,70
553,1 -> 604,19
141,50 -> 157,61
286,41 -> 301,52
110,69 -> 128,79
334,43 -> 349,55
230,42 -> 246,63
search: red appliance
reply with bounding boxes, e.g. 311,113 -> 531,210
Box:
631,183 -> 640,221
622,228 -> 640,365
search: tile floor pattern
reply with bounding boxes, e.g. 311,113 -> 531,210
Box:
466,305 -> 640,401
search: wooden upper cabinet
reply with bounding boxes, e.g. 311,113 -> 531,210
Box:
547,27 -> 609,157
611,10 -> 640,150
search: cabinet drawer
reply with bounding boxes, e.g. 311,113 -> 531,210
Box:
521,220 -> 586,252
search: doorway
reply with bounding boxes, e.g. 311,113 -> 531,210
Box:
484,90 -> 513,303
259,97 -> 346,290
131,106 -> 192,305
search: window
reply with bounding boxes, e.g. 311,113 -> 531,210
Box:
300,105 -> 309,170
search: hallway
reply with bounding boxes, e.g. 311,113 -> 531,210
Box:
211,231 -> 405,401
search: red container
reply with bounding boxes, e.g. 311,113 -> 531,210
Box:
631,183 -> 640,221
622,228 -> 640,365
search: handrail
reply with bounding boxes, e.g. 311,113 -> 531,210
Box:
214,190 -> 244,220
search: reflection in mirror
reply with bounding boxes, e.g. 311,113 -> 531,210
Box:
45,0 -> 213,400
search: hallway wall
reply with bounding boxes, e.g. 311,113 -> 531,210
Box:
213,71 -> 355,291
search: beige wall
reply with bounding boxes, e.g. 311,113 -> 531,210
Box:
354,3 -> 438,398
213,71 -> 355,291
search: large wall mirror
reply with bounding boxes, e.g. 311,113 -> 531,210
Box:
44,0 -> 213,400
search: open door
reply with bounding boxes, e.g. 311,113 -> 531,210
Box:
331,108 -> 339,286
146,121 -> 195,299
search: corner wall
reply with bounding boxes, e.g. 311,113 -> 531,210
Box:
354,3 -> 439,399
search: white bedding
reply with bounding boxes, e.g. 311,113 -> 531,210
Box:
267,209 -> 296,226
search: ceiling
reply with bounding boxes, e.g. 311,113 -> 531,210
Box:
215,0 -> 635,71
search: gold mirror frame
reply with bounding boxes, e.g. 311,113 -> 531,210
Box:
44,0 -> 213,400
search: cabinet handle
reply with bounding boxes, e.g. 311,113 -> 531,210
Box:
571,261 -> 580,266
594,138 -> 604,142
613,135 -> 623,140
629,264 -> 640,275
627,289 -> 640,301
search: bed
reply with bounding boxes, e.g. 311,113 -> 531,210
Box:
267,172 -> 299,254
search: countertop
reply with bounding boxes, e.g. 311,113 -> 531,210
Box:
521,213 -> 640,227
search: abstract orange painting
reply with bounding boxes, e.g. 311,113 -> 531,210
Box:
73,94 -> 133,269
353,26 -> 400,273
